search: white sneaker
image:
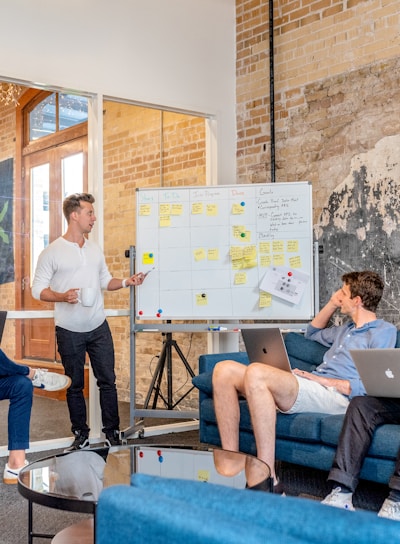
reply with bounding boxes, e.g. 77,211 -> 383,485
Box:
32,369 -> 71,392
321,487 -> 355,511
378,498 -> 400,521
3,460 -> 29,484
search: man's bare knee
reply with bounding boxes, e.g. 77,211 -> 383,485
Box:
213,360 -> 246,390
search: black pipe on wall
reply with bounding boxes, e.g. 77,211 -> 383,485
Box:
269,0 -> 276,183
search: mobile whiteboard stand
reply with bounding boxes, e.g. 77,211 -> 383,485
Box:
120,246 -> 199,442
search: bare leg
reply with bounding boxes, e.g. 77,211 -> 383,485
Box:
8,450 -> 26,469
244,363 -> 298,482
212,360 -> 247,474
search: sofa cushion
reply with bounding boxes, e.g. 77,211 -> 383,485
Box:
114,473 -> 400,544
276,412 -> 324,443
284,332 -> 329,367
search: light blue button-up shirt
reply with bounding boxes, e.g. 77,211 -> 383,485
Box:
305,320 -> 397,398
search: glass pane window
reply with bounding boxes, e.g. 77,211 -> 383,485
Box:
29,93 -> 88,141
31,163 -> 50,279
29,93 -> 56,140
59,94 -> 88,130
62,152 -> 84,230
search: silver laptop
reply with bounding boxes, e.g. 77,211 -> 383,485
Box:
350,349 -> 400,397
241,328 -> 291,372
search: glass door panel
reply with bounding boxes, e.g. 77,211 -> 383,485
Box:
30,163 -> 50,280
20,139 -> 87,361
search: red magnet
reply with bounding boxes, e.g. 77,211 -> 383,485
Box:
288,271 -> 293,277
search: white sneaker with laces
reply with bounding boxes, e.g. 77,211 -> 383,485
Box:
378,498 -> 400,521
321,487 -> 355,511
32,369 -> 71,392
3,460 -> 29,484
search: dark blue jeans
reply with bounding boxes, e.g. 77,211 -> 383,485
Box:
0,349 -> 32,450
56,320 -> 119,435
328,395 -> 400,492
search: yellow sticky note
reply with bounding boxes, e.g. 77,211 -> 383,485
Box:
192,202 -> 203,214
196,293 -> 208,306
232,225 -> 246,240
231,203 -> 245,215
139,204 -> 151,216
243,259 -> 257,269
287,240 -> 299,252
272,240 -> 284,252
206,204 -> 218,216
208,248 -> 219,260
230,246 -> 244,260
232,259 -> 244,270
234,272 -> 247,285
243,245 -> 257,260
171,204 -> 183,215
198,469 -> 210,482
259,291 -> 272,308
260,255 -> 272,267
159,203 -> 171,215
159,215 -> 171,227
259,242 -> 270,254
142,252 -> 155,265
273,253 -> 285,266
289,256 -> 302,269
194,248 -> 206,261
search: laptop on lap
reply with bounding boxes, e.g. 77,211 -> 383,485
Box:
241,328 -> 292,372
350,349 -> 400,397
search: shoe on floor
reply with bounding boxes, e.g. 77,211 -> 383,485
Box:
378,498 -> 400,521
32,369 -> 71,392
64,431 -> 90,452
104,430 -> 121,448
321,487 -> 355,511
3,460 -> 29,484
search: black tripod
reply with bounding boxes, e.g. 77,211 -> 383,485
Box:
143,331 -> 195,410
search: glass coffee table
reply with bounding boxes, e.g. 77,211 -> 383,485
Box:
18,445 -> 271,543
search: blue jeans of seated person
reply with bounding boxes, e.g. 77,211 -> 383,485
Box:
0,349 -> 32,451
328,395 -> 400,493
56,320 -> 119,436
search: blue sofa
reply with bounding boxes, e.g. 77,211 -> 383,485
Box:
192,332 -> 400,485
96,473 -> 400,543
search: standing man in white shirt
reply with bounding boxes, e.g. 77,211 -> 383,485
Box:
32,193 -> 145,450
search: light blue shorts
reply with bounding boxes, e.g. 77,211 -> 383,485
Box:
280,375 -> 350,415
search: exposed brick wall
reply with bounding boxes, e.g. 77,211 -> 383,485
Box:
236,0 -> 400,208
102,101 -> 208,404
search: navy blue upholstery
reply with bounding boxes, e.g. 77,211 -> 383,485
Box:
193,332 -> 400,484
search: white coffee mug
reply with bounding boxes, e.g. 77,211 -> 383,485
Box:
79,287 -> 97,307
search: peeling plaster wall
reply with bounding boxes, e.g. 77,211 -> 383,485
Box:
315,135 -> 400,325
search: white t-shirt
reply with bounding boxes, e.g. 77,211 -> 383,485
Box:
32,236 -> 112,333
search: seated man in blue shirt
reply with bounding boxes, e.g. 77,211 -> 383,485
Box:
212,271 -> 397,493
1,350 -> 71,484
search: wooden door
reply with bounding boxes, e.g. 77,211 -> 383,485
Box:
20,138 -> 87,361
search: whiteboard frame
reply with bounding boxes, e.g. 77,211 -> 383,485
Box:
135,182 -> 314,321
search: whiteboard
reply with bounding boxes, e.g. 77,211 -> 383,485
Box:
135,182 -> 314,320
